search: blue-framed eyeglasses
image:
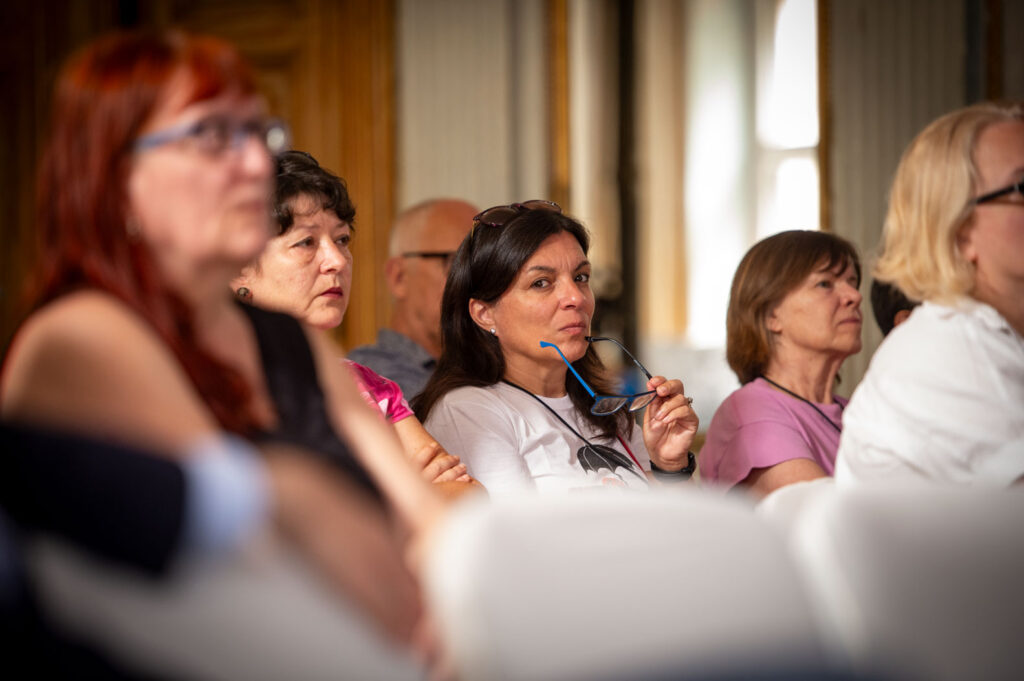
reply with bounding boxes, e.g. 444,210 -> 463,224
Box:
970,179 -> 1024,206
134,115 -> 291,156
540,336 -> 657,415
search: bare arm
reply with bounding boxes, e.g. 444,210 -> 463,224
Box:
1,292 -> 220,455
742,458 -> 828,500
393,417 -> 477,484
263,445 -> 422,644
305,330 -> 445,534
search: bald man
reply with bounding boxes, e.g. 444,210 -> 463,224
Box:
349,198 -> 477,399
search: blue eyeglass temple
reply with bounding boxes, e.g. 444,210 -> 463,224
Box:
539,341 -> 598,398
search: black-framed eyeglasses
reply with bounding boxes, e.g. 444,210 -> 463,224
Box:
539,336 -> 657,415
970,180 -> 1024,205
401,251 -> 457,269
134,115 -> 291,156
472,200 -> 561,228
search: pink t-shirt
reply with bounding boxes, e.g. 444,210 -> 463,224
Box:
699,378 -> 846,490
345,359 -> 414,424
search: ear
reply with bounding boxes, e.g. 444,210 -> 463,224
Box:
230,271 -> 251,293
766,307 -> 783,334
384,256 -> 407,299
957,220 -> 979,265
893,308 -> 912,328
468,298 -> 496,333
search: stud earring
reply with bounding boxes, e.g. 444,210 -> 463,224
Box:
235,287 -> 252,302
489,328 -> 497,335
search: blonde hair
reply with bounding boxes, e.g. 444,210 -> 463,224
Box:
876,102 -> 1023,303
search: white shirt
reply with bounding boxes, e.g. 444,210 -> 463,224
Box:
836,299 -> 1024,486
424,382 -> 651,497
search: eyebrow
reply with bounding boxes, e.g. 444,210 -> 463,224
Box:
524,259 -> 591,275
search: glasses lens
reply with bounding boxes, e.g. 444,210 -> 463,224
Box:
592,397 -> 627,415
265,120 -> 291,155
628,391 -> 656,412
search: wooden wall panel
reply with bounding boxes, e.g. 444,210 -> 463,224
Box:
0,0 -> 394,352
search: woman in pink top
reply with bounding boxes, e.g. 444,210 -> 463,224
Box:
699,231 -> 862,498
233,150 -> 476,490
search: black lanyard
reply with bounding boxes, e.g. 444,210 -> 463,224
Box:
500,380 -> 647,482
760,375 -> 843,434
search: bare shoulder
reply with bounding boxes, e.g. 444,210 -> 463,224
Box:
2,290 -> 218,453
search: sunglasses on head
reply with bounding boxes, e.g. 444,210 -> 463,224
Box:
472,200 -> 562,229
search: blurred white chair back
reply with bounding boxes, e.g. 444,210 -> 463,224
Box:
425,489 -> 829,681
791,484 -> 1024,681
756,476 -> 836,540
27,531 -> 423,681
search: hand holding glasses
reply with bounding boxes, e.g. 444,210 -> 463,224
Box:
540,337 -> 692,416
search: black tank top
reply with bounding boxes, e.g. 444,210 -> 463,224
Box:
239,303 -> 379,497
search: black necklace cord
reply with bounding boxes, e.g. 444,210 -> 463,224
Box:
759,375 -> 843,435
500,379 -> 647,482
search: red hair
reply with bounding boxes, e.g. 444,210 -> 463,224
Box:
32,29 -> 262,434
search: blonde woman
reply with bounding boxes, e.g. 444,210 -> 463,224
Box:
836,102 -> 1024,486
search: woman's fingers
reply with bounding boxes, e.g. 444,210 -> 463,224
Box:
431,460 -> 468,483
420,451 -> 466,483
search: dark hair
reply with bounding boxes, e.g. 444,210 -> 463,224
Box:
412,207 -> 631,441
727,230 -> 862,385
31,29 -> 261,434
273,150 -> 355,233
870,279 -> 918,336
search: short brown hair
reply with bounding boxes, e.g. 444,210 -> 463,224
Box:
726,230 -> 861,385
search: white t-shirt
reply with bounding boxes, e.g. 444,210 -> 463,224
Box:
836,299 -> 1024,486
424,382 -> 651,497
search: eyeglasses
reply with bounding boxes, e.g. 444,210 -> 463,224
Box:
401,251 -> 457,269
539,337 -> 657,415
473,200 -> 562,228
970,180 -> 1024,205
134,115 -> 291,156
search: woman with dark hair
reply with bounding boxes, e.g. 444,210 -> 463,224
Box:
699,230 -> 862,498
232,150 -> 478,493
414,201 -> 698,497
0,29 -> 437,644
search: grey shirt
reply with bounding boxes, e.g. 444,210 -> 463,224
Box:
348,329 -> 437,401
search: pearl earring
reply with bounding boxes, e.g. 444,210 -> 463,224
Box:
489,328 -> 497,335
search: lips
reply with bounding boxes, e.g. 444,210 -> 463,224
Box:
560,320 -> 589,334
319,287 -> 345,298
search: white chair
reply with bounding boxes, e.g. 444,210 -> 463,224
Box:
27,530 -> 423,681
756,477 -> 836,540
791,484 -> 1024,681
424,489 -> 830,681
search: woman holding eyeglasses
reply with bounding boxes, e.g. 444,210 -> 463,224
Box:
698,230 -> 863,499
0,30 -> 440,646
232,150 -> 479,494
836,102 -> 1024,486
412,201 -> 699,497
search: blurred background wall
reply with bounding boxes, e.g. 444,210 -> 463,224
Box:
2,0 -> 1021,426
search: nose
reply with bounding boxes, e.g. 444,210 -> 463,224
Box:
319,239 -> 348,273
558,278 -> 585,307
841,281 -> 863,308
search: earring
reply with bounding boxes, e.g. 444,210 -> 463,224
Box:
489,328 -> 497,335
235,287 -> 252,302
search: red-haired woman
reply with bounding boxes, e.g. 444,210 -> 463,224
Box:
0,29 -> 438,644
